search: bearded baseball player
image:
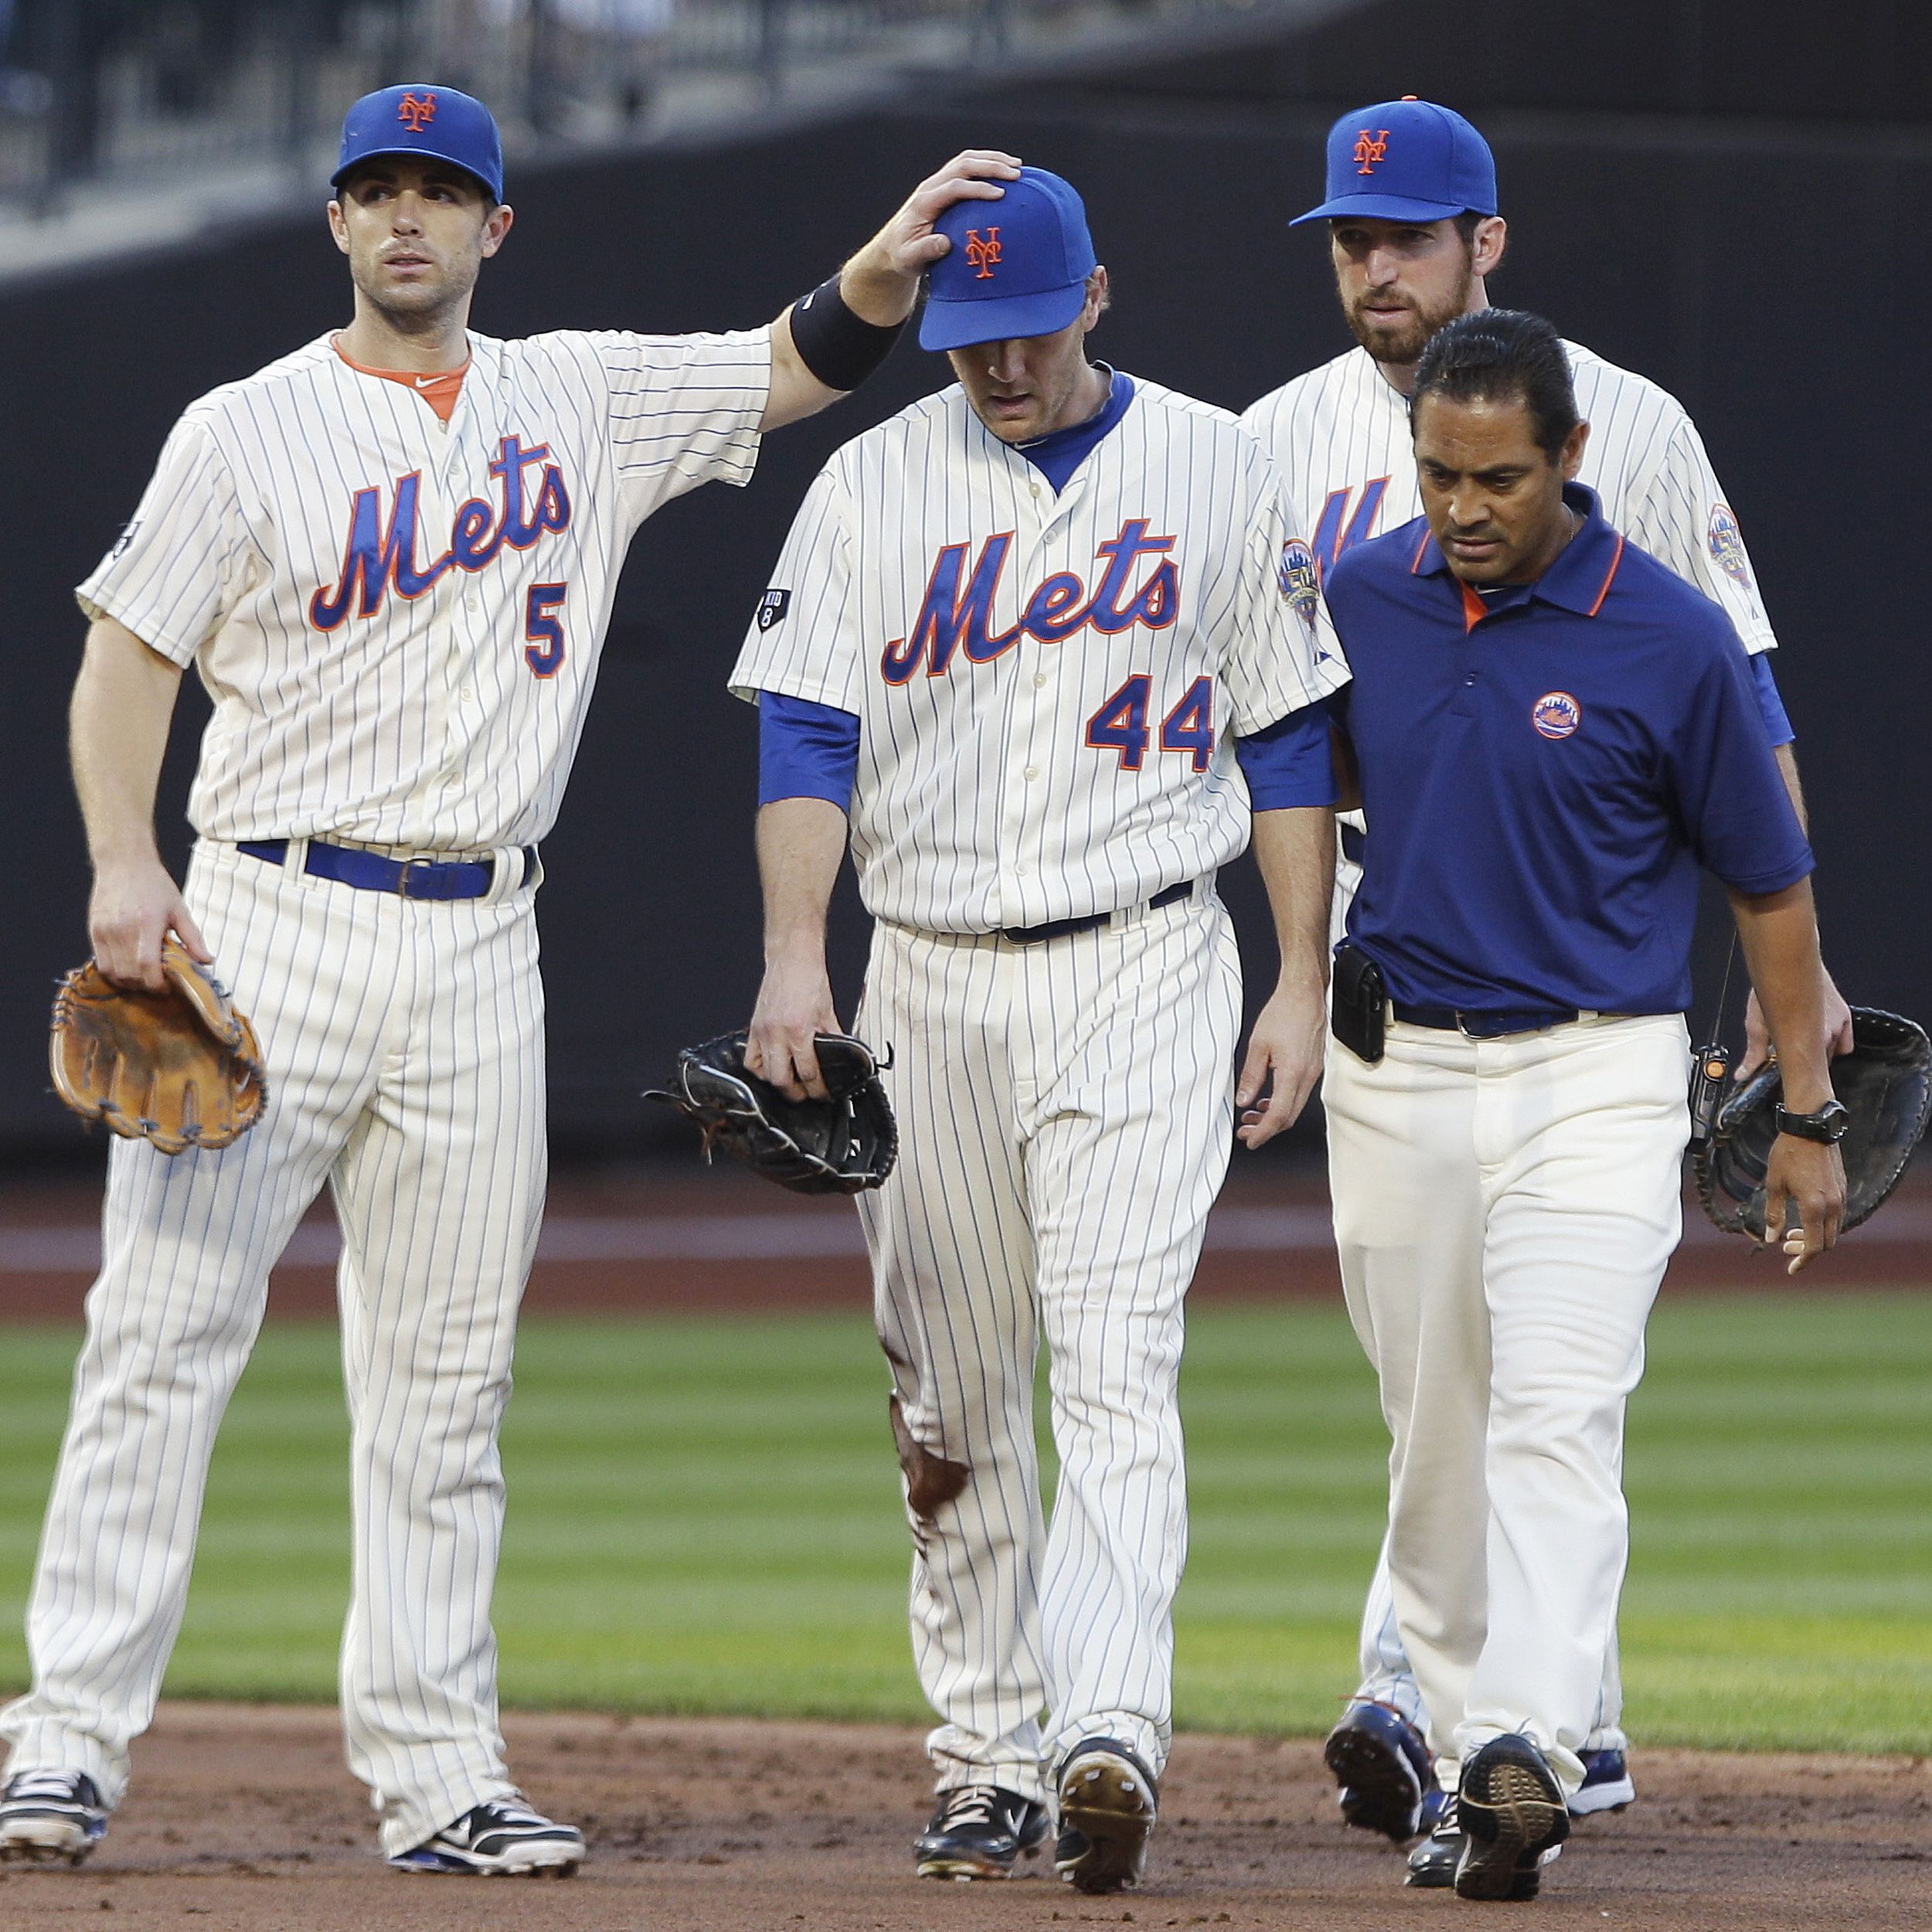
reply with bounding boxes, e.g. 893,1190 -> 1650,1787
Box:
728,167 -> 1347,1893
1321,307 -> 1844,1901
1239,97 -> 1855,1876
0,83 -> 1018,1876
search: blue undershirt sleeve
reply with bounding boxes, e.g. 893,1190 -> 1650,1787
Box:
1234,697 -> 1339,810
757,690 -> 860,809
1749,650 -> 1794,747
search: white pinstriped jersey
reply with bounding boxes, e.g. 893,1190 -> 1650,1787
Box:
77,326 -> 770,851
729,376 -> 1350,935
1240,338 -> 1777,654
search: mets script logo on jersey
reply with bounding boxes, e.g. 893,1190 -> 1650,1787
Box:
1277,538 -> 1320,628
309,434 -> 571,630
881,520 -> 1178,683
1353,128 -> 1390,174
1706,502 -> 1751,586
397,92 -> 437,132
964,229 -> 1002,279
1531,691 -> 1583,740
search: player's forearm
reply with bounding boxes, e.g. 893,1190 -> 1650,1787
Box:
757,795 -> 849,965
70,617 -> 185,869
1250,805 -> 1335,995
1729,879 -> 1833,1111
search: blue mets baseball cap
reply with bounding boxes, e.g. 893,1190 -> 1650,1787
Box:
332,83 -> 505,205
919,167 -> 1097,352
1291,97 -> 1497,227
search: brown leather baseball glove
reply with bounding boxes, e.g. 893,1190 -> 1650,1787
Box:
49,939 -> 267,1155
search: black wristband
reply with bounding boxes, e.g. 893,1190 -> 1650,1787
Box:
788,274 -> 904,393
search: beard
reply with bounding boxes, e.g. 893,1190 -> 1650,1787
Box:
1342,267 -> 1474,368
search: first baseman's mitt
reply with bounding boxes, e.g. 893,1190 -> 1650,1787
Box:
49,939 -> 267,1156
1695,1005 -> 1931,1239
645,1029 -> 896,1196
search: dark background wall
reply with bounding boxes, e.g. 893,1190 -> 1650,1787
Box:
3,0 -> 1926,1155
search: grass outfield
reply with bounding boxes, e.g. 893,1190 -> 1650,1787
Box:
0,1296 -> 1926,1753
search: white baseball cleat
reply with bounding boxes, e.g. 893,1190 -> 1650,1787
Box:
388,1793 -> 584,1876
0,1770 -> 109,1866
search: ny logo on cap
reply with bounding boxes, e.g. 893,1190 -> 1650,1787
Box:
398,92 -> 437,133
964,227 -> 1002,280
1353,128 -> 1389,175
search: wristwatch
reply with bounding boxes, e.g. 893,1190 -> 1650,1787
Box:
1774,1099 -> 1851,1144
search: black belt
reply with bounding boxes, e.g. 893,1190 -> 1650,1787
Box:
1002,879 -> 1193,945
1339,822 -> 1367,866
239,838 -> 536,901
1392,1001 -> 1587,1040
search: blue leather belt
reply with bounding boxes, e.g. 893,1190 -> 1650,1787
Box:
1002,879 -> 1192,946
239,838 -> 535,901
1392,1001 -> 1584,1040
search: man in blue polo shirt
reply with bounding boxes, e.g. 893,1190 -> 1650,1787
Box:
1320,309 -> 1845,1902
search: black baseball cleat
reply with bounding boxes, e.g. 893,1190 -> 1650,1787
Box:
1403,1791 -> 1461,1889
913,1784 -> 1050,1880
1403,1791 -> 1459,1889
1054,1738 -> 1158,1894
1453,1735 -> 1569,1902
388,1793 -> 584,1876
1323,1700 -> 1434,1842
0,1770 -> 108,1866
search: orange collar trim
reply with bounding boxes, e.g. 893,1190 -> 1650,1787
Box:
332,335 -> 470,423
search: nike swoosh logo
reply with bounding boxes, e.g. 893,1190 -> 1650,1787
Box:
414,376 -> 441,389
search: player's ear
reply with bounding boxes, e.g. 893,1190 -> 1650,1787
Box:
1083,265 -> 1110,328
326,199 -> 351,256
481,202 -> 514,259
1472,216 -> 1507,278
1560,417 -> 1590,482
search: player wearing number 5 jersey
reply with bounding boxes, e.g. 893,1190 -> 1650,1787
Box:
1239,97 -> 1853,1869
0,82 -> 1021,1877
730,168 -> 1348,1893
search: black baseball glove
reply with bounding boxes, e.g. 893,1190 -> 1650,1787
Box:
1695,1005 -> 1931,1239
645,1029 -> 897,1196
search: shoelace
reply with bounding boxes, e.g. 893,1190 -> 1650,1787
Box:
452,1793 -> 558,1839
5,1773 -> 90,1804
937,1787 -> 1006,1832
1434,1795 -> 1460,1838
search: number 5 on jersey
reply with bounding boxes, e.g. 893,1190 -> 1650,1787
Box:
1085,674 -> 1214,772
525,583 -> 567,676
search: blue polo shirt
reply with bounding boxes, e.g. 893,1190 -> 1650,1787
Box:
1324,484 -> 1813,1020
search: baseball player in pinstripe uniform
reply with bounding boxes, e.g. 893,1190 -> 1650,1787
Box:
0,83 -> 1017,1876
1240,99 -> 1854,1880
728,168 -> 1348,1893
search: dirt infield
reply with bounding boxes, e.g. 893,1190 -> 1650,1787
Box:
2,1706 -> 1926,1932
4,1161 -> 1929,1321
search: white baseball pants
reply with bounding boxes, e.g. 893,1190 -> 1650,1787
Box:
1323,1013 -> 1689,1794
1,838 -> 546,1855
856,889 -> 1241,1803
1332,840 -> 1627,1758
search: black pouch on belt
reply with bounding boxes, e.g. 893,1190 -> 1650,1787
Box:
1331,941 -> 1387,1065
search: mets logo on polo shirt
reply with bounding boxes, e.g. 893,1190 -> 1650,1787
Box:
1532,691 -> 1583,740
1707,502 -> 1752,586
1277,538 -> 1320,628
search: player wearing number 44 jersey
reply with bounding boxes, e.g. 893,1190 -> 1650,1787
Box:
1240,97 -> 1854,1876
0,82 -> 1021,1876
730,168 -> 1348,1893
